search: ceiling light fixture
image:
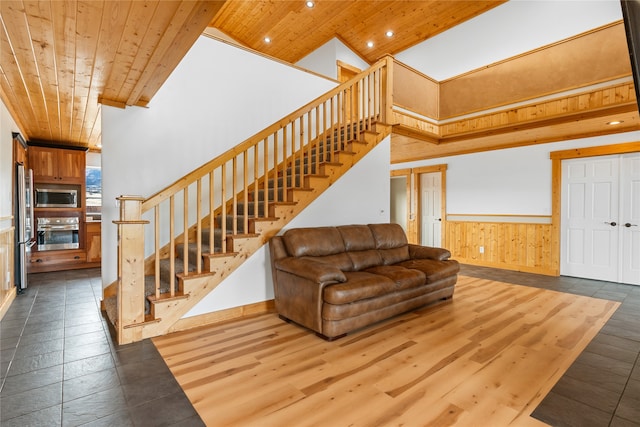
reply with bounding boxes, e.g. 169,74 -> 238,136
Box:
607,120 -> 623,125
367,41 -> 374,48
306,1 -> 315,8
264,37 -> 271,43
386,30 -> 394,37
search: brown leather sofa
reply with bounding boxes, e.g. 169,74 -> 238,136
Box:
269,223 -> 460,340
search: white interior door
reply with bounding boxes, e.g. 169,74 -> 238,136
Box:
561,153 -> 640,285
621,153 -> 640,285
420,172 -> 441,247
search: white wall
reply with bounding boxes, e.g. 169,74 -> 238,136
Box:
296,38 -> 370,80
393,131 -> 640,216
101,35 -> 338,287
1,100 -> 21,230
185,137 -> 391,316
396,0 -> 622,81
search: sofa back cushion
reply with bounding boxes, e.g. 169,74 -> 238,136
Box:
368,223 -> 410,265
335,225 -> 381,271
337,225 -> 376,251
282,227 -> 345,257
348,250 -> 383,271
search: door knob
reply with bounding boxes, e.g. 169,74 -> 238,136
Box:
624,223 -> 638,227
604,221 -> 617,226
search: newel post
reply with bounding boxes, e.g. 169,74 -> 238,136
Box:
381,55 -> 394,124
113,196 -> 148,344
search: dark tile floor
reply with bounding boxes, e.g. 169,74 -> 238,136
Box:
0,266 -> 639,426
0,268 -> 204,427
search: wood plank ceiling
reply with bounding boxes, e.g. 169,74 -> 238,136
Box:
0,0 -> 505,151
209,0 -> 506,64
0,0 -> 224,150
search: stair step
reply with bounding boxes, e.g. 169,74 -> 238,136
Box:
123,315 -> 162,329
147,291 -> 188,303
216,214 -> 248,234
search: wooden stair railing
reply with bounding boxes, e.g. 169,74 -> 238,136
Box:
110,56 -> 394,345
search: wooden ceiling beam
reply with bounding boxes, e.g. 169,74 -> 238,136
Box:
126,1 -> 226,106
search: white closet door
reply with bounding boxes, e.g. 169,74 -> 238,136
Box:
561,155 -> 619,282
620,153 -> 640,285
420,172 -> 442,247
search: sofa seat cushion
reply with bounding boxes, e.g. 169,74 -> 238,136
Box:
323,271 -> 396,304
322,284 -> 433,321
397,259 -> 460,283
364,265 -> 425,291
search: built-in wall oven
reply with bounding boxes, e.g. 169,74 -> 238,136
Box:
37,217 -> 80,251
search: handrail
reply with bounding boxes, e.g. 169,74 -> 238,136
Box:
142,57 -> 391,212
114,56 -> 393,344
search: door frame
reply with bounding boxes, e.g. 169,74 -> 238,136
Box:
390,164 -> 447,245
550,141 -> 640,276
391,168 -> 414,242
414,165 -> 447,247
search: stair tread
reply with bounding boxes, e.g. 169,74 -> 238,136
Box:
148,292 -> 188,302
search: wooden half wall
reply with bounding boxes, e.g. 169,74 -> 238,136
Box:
439,22 -> 632,118
445,216 -> 555,275
0,225 -> 16,320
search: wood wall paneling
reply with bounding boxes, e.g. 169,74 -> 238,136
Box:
0,227 -> 16,320
445,220 -> 556,275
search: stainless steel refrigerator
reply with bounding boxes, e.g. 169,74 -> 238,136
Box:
15,163 -> 34,290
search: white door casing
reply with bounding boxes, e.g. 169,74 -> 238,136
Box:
561,153 -> 640,285
420,172 -> 442,247
620,153 -> 640,285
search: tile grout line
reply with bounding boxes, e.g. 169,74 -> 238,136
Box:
607,294 -> 640,427
0,287 -> 38,394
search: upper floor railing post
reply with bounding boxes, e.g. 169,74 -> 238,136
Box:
114,195 -> 148,344
381,55 -> 394,124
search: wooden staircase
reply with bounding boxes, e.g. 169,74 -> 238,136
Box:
105,58 -> 393,344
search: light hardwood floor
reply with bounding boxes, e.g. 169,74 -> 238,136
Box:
153,275 -> 619,426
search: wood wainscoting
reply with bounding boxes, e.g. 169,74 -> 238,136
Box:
445,215 -> 556,276
0,225 -> 16,320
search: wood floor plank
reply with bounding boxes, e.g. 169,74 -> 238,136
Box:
153,275 -> 620,426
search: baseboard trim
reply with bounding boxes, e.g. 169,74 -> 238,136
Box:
167,299 -> 276,334
458,259 -> 559,276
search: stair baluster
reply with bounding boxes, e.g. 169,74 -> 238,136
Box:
109,57 -> 394,344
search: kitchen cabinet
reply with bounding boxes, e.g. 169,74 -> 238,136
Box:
27,145 -> 97,272
28,249 -> 87,273
29,146 -> 85,183
85,221 -> 101,263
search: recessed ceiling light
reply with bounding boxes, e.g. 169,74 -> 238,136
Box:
264,37 -> 271,43
386,30 -> 394,37
607,120 -> 623,125
367,41 -> 374,48
306,1 -> 315,7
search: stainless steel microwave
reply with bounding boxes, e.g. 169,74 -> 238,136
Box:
35,188 -> 78,208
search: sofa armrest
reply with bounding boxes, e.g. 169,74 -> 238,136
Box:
272,258 -> 345,334
275,258 -> 347,283
408,244 -> 451,261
